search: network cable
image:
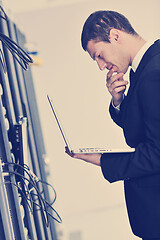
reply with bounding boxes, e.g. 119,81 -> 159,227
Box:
2,162 -> 62,226
0,47 -> 6,72
36,180 -> 57,205
2,181 -> 33,212
4,169 -> 49,225
3,162 -> 57,206
30,200 -> 62,223
0,6 -> 33,72
0,6 -> 8,21
4,170 -> 55,226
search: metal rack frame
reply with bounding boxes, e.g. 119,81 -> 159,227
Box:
0,7 -> 58,240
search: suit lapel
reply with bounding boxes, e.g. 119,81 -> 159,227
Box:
127,40 -> 160,97
120,39 -> 160,126
134,39 -> 160,79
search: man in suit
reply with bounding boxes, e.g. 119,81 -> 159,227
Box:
65,10 -> 160,240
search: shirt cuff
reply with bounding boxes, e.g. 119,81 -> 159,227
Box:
111,98 -> 121,113
111,95 -> 124,113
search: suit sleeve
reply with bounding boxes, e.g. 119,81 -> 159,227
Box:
101,69 -> 160,183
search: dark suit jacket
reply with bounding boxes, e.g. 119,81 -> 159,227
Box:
100,40 -> 160,238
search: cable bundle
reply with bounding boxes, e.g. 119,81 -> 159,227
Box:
0,33 -> 33,71
0,6 -> 33,73
2,162 -> 62,226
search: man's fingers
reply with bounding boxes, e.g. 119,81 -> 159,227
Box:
106,72 -> 124,85
106,80 -> 128,89
107,67 -> 116,79
65,146 -> 75,157
113,85 -> 126,94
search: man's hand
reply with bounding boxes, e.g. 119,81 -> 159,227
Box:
65,146 -> 101,166
106,66 -> 128,106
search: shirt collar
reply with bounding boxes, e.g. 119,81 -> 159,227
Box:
132,40 -> 155,72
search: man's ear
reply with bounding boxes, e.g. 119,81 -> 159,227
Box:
109,29 -> 120,43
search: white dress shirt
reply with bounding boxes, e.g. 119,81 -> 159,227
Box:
132,40 -> 155,72
112,39 -> 155,111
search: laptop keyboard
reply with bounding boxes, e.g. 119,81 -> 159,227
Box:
79,148 -> 108,153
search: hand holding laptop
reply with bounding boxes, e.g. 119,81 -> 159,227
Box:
65,146 -> 101,166
47,95 -> 135,158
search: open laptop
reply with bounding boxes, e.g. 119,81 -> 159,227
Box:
47,95 -> 135,154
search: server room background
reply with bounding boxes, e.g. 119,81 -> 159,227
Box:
5,0 -> 160,239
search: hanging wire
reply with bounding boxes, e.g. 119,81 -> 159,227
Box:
2,162 -> 62,226
0,6 -> 8,21
0,6 -> 33,73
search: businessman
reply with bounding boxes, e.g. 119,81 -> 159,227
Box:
66,10 -> 160,240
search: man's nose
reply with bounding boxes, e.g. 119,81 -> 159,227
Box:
96,59 -> 106,71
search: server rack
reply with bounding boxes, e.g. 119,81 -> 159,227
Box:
0,7 -> 59,240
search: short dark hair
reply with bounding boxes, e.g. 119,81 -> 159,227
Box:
81,10 -> 138,51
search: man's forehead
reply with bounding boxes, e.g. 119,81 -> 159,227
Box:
86,40 -> 96,50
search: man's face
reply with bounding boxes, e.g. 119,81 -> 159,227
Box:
86,39 -> 130,74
